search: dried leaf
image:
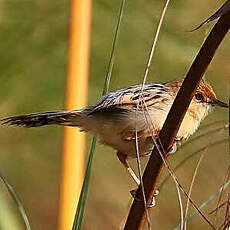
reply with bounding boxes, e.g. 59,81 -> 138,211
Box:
190,0 -> 230,31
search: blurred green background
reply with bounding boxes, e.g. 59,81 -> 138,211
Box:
0,0 -> 229,229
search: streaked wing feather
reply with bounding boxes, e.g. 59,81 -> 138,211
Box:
88,83 -> 168,114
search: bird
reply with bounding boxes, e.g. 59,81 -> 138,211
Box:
1,78 -> 228,185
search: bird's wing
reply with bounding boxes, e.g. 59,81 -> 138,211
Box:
87,82 -> 170,114
82,83 -> 173,141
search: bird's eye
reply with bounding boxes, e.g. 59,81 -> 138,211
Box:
195,93 -> 204,101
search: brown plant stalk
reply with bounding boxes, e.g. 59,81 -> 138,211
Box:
124,10 -> 230,230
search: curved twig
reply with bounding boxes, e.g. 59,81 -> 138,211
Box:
124,10 -> 230,230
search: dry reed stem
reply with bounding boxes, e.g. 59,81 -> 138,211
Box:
184,154 -> 204,230
140,100 -> 187,229
214,167 -> 230,228
134,0 -> 172,228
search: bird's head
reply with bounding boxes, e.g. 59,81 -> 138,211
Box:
188,79 -> 228,122
194,79 -> 228,108
164,78 -> 228,138
167,78 -> 228,122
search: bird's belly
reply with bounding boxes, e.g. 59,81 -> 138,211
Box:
85,109 -> 167,156
100,132 -> 155,157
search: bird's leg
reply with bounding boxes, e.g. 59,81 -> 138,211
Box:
117,152 -> 159,208
116,152 -> 140,186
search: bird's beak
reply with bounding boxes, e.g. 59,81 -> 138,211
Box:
211,99 -> 229,108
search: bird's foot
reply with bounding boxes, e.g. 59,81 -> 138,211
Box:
148,190 -> 159,208
168,141 -> 177,154
130,189 -> 159,208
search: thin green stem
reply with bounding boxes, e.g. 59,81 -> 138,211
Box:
0,173 -> 31,230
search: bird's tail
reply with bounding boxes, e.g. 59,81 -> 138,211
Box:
0,110 -> 84,128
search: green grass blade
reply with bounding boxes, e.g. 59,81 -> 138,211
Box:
72,0 -> 126,229
173,180 -> 230,230
72,136 -> 97,229
102,0 -> 126,96
0,173 -> 31,230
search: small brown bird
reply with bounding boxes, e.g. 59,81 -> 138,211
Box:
1,78 -> 228,185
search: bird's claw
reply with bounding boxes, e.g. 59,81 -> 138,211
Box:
147,190 -> 159,208
168,142 -> 177,154
130,189 -> 159,208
